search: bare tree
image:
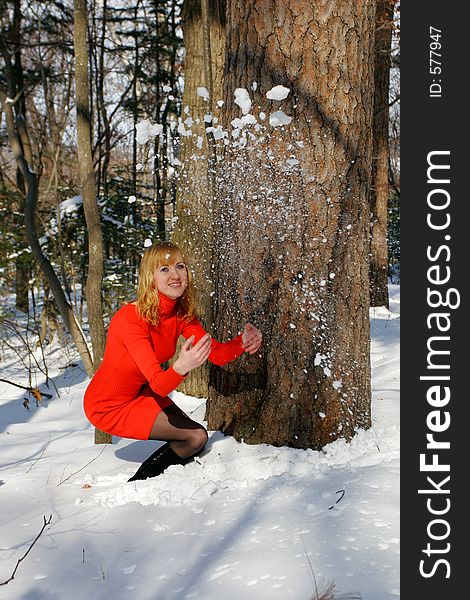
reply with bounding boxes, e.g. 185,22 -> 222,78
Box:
73,0 -> 109,444
0,4 -> 95,376
369,0 -> 397,307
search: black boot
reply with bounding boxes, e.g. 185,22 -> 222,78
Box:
128,443 -> 188,482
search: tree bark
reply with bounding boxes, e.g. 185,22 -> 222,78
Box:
73,0 -> 106,370
206,0 -> 375,449
74,0 -> 110,445
172,0 -> 226,398
369,0 -> 395,307
2,1 -> 30,314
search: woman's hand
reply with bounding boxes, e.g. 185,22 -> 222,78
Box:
173,334 -> 212,375
242,323 -> 262,355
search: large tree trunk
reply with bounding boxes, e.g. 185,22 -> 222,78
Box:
172,0 -> 226,398
206,0 -> 375,449
369,0 -> 396,307
73,0 -> 109,444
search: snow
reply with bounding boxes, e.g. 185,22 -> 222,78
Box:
0,285 -> 400,599
197,87 -> 210,100
59,195 -> 83,217
230,114 -> 257,130
135,119 -> 163,144
269,110 -> 293,127
234,88 -> 252,115
178,121 -> 192,137
266,85 -> 290,101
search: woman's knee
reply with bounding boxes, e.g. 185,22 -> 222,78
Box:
187,427 -> 208,453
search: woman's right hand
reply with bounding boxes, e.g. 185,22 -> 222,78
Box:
173,334 -> 212,376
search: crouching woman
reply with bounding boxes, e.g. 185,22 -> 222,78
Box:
83,241 -> 262,482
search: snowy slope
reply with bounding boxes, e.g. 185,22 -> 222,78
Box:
0,286 -> 399,600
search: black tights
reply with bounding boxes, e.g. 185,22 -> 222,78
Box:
148,403 -> 208,459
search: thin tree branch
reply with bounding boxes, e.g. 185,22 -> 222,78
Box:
0,515 -> 53,586
57,444 -> 108,486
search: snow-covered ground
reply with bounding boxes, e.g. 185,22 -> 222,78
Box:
0,286 -> 400,599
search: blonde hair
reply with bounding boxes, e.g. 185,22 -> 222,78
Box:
136,241 -> 196,326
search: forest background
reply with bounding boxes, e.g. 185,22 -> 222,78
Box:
0,0 -> 400,449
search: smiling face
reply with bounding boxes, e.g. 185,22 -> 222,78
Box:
153,252 -> 188,299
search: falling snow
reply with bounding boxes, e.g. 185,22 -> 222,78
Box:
266,85 -> 290,100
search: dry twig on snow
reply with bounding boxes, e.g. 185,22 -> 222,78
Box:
0,515 -> 53,586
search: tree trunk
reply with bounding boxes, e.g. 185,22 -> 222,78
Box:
1,21 -> 95,379
73,0 -> 106,369
74,0 -> 110,445
369,0 -> 395,307
206,0 -> 375,449
172,0 -> 226,398
2,96 -> 95,376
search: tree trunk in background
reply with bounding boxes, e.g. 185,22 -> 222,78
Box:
3,0 -> 30,314
1,9 -> 95,378
369,0 -> 396,308
73,0 -> 110,444
172,0 -> 226,398
1,93 -> 95,378
206,0 -> 375,449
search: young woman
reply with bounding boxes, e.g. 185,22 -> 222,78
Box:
84,241 -> 262,482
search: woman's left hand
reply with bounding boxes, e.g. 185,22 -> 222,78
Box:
242,323 -> 262,355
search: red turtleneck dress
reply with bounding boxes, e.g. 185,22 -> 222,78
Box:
83,293 -> 245,440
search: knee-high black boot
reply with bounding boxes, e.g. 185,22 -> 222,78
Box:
128,443 -> 188,482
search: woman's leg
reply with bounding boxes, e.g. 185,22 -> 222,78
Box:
148,403 -> 208,459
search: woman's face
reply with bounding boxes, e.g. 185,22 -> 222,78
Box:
153,253 -> 188,299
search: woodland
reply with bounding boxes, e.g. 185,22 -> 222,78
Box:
0,0 -> 400,448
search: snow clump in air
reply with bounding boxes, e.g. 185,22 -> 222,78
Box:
135,120 -> 163,144
197,87 -> 210,100
234,88 -> 252,115
269,110 -> 292,127
230,114 -> 257,129
266,85 -> 290,101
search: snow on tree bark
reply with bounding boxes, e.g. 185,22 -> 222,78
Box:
206,0 -> 375,449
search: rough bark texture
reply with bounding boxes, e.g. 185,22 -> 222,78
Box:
206,0 -> 375,449
369,0 -> 395,308
172,0 -> 226,398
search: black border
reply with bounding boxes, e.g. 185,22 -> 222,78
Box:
401,2 -> 468,596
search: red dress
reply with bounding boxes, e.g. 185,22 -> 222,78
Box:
83,293 -> 244,440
